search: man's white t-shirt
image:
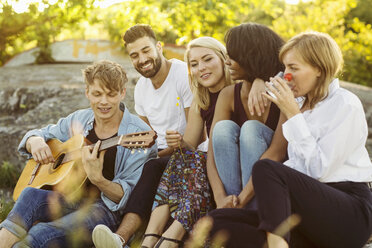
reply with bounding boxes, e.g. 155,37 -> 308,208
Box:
134,59 -> 193,149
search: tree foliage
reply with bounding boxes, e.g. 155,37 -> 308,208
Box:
0,0 -> 93,65
1,0 -> 372,86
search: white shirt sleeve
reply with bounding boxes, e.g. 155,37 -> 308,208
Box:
282,102 -> 368,180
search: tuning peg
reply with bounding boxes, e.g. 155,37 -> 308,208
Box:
143,149 -> 147,154
131,149 -> 135,154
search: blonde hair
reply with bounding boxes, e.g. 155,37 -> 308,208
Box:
279,31 -> 343,109
83,60 -> 128,92
185,37 -> 233,111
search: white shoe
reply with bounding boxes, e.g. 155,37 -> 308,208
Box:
92,224 -> 126,248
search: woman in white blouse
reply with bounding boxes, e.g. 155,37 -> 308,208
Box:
208,31 -> 372,248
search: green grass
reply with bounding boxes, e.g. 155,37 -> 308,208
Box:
0,161 -> 21,188
0,161 -> 18,221
0,196 -> 14,222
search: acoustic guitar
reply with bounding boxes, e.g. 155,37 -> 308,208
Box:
13,130 -> 157,201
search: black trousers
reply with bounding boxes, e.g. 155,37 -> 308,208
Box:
209,159 -> 372,248
122,156 -> 170,220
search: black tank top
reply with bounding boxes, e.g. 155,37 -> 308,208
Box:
231,82 -> 280,130
200,90 -> 221,137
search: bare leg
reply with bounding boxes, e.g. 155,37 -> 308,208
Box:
156,220 -> 186,248
267,232 -> 288,248
115,213 -> 142,244
141,205 -> 170,247
0,228 -> 20,248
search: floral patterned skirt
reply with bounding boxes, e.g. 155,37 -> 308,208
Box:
152,148 -> 213,232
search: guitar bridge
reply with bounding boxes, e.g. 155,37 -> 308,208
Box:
28,163 -> 41,185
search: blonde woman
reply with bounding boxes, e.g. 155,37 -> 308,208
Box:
140,36 -> 233,248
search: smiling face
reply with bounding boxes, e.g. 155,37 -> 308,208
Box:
86,79 -> 126,122
283,49 -> 321,99
224,55 -> 246,81
188,47 -> 225,93
126,36 -> 162,78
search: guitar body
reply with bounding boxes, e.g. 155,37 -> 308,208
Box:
13,134 -> 88,201
13,130 -> 157,202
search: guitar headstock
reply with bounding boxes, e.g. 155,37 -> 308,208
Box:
118,130 -> 157,150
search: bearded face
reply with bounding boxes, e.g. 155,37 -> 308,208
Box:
134,49 -> 162,78
127,36 -> 163,78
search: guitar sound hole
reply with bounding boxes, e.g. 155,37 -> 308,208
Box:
52,153 -> 65,170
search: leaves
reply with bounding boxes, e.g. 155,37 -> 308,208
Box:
1,0 -> 372,86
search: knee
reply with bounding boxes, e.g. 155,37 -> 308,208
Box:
18,187 -> 45,202
19,187 -> 38,197
240,120 -> 266,140
27,222 -> 65,247
212,120 -> 240,143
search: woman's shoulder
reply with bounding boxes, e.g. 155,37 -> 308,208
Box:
219,84 -> 236,99
332,87 -> 364,111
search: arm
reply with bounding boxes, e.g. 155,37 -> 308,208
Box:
260,112 -> 288,162
184,107 -> 190,122
166,101 -> 205,150
159,106 -> 193,156
26,136 -> 54,165
248,78 -> 269,116
18,111 -> 79,159
158,147 -> 175,157
138,115 -> 172,157
82,142 -> 124,203
237,112 -> 288,207
263,77 -> 367,180
102,140 -> 158,212
282,105 -> 365,179
206,86 -> 235,208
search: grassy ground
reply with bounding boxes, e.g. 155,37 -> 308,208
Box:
0,161 -> 19,221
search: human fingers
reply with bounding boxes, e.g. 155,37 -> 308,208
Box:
257,93 -> 266,114
166,130 -> 178,135
165,132 -> 181,141
262,91 -> 278,106
44,147 -> 54,163
32,151 -> 42,164
166,133 -> 182,148
39,149 -> 52,164
265,80 -> 281,99
252,95 -> 262,117
247,94 -> 255,116
262,91 -> 269,107
273,77 -> 292,96
91,141 -> 101,158
232,195 -> 239,207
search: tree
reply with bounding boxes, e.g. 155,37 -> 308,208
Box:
0,0 -> 94,66
270,0 -> 372,86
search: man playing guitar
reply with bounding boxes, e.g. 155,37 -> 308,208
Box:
0,60 -> 157,248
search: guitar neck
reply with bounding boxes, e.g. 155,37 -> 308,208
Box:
89,135 -> 124,151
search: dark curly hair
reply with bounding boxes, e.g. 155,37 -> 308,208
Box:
225,22 -> 285,82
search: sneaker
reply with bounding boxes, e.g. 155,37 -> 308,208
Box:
92,224 -> 126,248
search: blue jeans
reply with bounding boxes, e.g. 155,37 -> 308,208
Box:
0,187 -> 121,248
212,120 -> 274,208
